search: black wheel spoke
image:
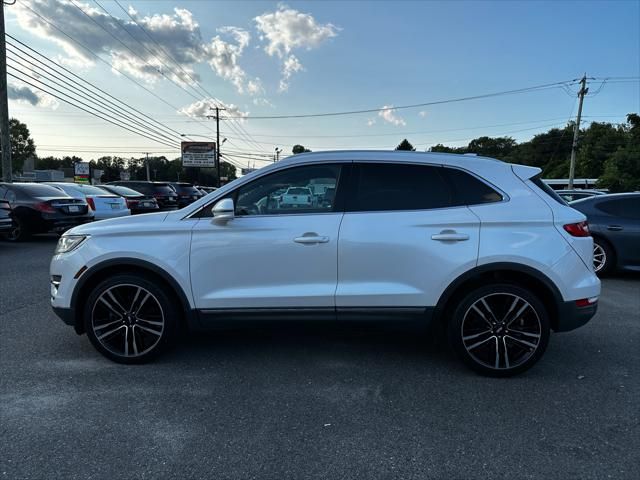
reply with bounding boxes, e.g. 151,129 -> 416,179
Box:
462,292 -> 541,371
91,284 -> 164,358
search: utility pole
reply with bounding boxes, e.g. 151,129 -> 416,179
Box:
145,152 -> 150,181
210,106 -> 225,188
0,3 -> 13,182
568,75 -> 589,189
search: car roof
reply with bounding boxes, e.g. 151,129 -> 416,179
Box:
278,150 -> 505,166
570,192 -> 640,205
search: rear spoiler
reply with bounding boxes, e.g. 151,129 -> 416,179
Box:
511,164 -> 542,181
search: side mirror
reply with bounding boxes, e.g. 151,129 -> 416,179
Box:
211,198 -> 234,223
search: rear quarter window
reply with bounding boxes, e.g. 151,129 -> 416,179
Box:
445,168 -> 503,205
530,176 -> 568,206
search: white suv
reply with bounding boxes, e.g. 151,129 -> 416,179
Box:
50,151 -> 600,376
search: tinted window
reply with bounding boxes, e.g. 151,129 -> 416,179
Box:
74,185 -> 113,195
11,183 -> 70,198
233,165 -> 341,216
531,176 -> 567,205
596,198 -> 640,219
103,185 -> 143,197
446,168 -> 502,205
348,163 -> 453,212
171,184 -> 201,195
153,184 -> 176,195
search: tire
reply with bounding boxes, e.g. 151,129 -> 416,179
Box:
84,273 -> 179,364
448,284 -> 550,377
593,237 -> 614,276
3,216 -> 30,242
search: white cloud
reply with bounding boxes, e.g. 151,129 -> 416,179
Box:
255,4 -> 337,90
12,1 -> 262,95
366,117 -> 376,127
279,54 -> 303,92
378,105 -> 406,126
255,4 -> 338,57
419,110 -> 428,117
8,83 -> 59,109
253,97 -> 274,107
178,98 -> 248,123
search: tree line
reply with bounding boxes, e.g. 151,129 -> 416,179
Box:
5,114 -> 639,191
397,113 -> 639,192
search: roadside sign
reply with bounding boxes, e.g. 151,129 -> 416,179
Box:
182,142 -> 216,167
74,162 -> 90,184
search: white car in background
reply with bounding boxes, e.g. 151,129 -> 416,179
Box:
45,183 -> 130,220
280,186 -> 313,207
50,151 -> 600,376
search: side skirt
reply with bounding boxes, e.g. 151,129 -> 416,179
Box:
191,307 -> 434,331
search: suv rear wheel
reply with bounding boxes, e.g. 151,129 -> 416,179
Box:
448,284 -> 550,377
84,273 -> 178,364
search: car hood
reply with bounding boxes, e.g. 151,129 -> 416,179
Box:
66,211 -> 169,236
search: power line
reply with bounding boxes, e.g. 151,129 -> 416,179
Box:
7,65 -> 178,147
111,0 -> 268,154
7,71 -> 177,149
16,4 -> 224,141
6,35 -> 185,141
6,46 -> 181,144
217,79 -> 579,120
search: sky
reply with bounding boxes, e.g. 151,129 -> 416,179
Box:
5,0 -> 640,170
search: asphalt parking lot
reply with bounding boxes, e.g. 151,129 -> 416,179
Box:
1,236 -> 639,480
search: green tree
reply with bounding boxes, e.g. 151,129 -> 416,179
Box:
467,136 -> 516,159
598,114 -> 640,192
292,144 -> 311,154
395,139 -> 416,151
6,118 -> 36,172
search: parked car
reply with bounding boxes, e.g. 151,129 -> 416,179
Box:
0,199 -> 13,234
50,151 -> 600,376
98,185 -> 159,215
557,189 -> 606,203
280,186 -> 313,207
45,183 -> 130,221
107,181 -> 178,210
196,186 -> 217,195
1,182 -> 92,241
168,182 -> 203,208
570,193 -> 640,275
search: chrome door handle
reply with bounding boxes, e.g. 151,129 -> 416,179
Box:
431,231 -> 470,242
294,235 -> 329,244
606,225 -> 623,231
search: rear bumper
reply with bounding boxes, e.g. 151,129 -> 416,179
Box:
42,217 -> 92,233
555,300 -> 598,332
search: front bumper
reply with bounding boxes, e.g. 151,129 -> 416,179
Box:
555,300 -> 598,332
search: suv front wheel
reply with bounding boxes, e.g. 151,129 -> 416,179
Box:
448,284 -> 550,377
84,273 -> 178,364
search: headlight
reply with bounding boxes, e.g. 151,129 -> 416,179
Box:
55,235 -> 88,254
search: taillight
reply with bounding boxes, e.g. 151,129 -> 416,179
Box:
563,221 -> 590,237
575,297 -> 598,307
125,199 -> 137,209
34,202 -> 56,213
86,197 -> 96,210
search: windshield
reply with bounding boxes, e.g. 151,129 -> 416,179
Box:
287,187 -> 310,195
153,184 -> 176,195
171,184 -> 201,195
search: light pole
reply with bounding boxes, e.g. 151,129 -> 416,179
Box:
275,147 -> 282,162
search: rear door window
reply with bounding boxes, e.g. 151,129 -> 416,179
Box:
346,163 -> 454,212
